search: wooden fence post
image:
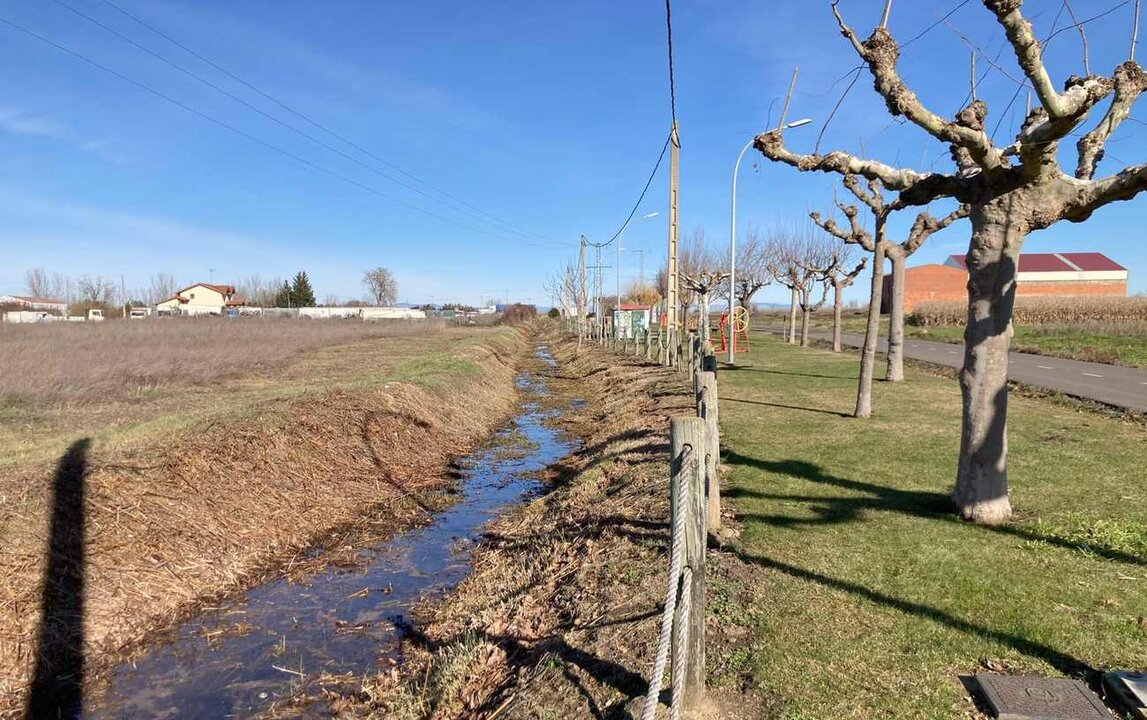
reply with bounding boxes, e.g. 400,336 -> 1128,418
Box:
670,416 -> 706,712
697,371 -> 721,535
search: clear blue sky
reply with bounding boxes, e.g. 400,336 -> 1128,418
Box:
0,0 -> 1144,306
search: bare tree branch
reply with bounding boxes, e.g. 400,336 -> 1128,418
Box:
1063,161 -> 1147,220
1061,0 -> 1091,75
754,130 -> 966,205
987,0 -> 1113,120
1075,61 -> 1147,178
833,2 -> 1004,169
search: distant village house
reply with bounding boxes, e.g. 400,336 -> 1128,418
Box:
156,283 -> 244,316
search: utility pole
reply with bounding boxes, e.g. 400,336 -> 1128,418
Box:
120,274 -> 127,318
666,120 -> 680,331
579,235 -> 587,341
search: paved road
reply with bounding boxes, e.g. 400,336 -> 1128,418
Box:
756,327 -> 1147,413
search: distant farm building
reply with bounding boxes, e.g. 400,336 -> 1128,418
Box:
890,252 -> 1128,313
0,295 -> 68,314
156,283 -> 244,316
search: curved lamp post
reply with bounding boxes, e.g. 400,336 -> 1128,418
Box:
727,118 -> 812,364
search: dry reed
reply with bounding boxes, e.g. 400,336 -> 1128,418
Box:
909,296 -> 1147,327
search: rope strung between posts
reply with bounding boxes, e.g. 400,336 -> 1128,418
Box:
640,444 -> 692,720
671,566 -> 693,720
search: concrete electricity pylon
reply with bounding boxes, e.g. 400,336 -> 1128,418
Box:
666,120 -> 680,331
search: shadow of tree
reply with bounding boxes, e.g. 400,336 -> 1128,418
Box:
27,438 -> 90,720
729,548 -> 1092,677
724,452 -> 1147,566
721,396 -> 852,418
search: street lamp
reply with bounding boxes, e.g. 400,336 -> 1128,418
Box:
616,212 -> 659,336
727,119 -> 811,364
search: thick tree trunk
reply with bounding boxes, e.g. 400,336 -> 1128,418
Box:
832,282 -> 843,352
799,289 -> 810,347
787,288 -> 798,344
886,252 -> 906,382
856,243 -> 885,418
954,212 -> 1022,525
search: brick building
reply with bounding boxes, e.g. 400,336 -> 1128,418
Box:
889,252 -> 1128,313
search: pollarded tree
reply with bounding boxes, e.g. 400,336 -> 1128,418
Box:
820,245 -> 867,353
756,0 -> 1147,524
769,231 -> 837,347
813,175 -> 967,417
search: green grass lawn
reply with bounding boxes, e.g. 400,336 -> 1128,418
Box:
711,338 -> 1147,718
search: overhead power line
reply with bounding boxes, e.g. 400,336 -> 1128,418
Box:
587,134 -> 670,249
0,12 -> 566,251
93,0 -> 555,246
665,0 -> 678,123
53,0 -> 557,248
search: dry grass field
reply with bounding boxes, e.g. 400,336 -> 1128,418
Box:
0,318 -> 440,410
0,318 -> 526,714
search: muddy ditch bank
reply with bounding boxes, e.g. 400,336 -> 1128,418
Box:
0,330 -> 529,718
269,333 -> 761,719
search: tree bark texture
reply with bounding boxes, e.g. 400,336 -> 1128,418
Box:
831,282 -> 844,352
787,287 -> 798,344
855,243 -> 885,418
799,289 -> 811,347
954,206 -> 1023,525
885,252 -> 907,382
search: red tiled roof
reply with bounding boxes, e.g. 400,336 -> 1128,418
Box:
618,303 -> 650,310
174,282 -> 237,296
1059,252 -> 1127,272
946,252 -> 1125,273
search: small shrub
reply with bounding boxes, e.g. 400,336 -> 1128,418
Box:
546,308 -> 560,319
500,304 -> 538,325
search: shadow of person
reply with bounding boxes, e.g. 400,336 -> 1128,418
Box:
27,438 -> 90,720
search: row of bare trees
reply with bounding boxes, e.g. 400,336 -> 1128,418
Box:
753,0 -> 1147,525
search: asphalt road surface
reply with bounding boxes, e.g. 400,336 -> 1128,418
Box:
756,327 -> 1147,413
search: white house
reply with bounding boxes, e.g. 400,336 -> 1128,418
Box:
156,283 -> 243,316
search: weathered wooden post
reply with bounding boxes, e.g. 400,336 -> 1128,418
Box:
697,371 -> 720,535
669,416 -> 706,712
686,331 -> 696,378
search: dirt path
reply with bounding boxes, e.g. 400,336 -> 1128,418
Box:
300,330 -> 761,719
0,330 -> 528,718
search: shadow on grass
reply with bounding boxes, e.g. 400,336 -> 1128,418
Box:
27,438 -> 90,720
730,548 -> 1093,677
724,452 -> 1147,567
720,366 -> 856,381
720,396 -> 852,418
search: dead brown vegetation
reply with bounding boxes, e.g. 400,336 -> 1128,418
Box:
910,295 -> 1147,327
0,318 -> 441,410
305,330 -> 755,719
0,328 -> 521,716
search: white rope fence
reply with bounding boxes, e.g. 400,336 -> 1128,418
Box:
639,444 -> 693,720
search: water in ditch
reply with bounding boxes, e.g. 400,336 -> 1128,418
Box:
89,345 -> 577,718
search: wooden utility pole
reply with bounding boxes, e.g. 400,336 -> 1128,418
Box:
666,121 -> 680,332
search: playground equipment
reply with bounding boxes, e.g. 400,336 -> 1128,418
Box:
719,306 -> 749,353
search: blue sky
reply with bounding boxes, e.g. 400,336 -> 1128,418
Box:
0,0 -> 1144,306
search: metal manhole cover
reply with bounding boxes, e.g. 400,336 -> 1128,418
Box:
974,675 -> 1110,719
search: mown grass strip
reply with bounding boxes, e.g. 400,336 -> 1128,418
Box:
713,338 -> 1147,718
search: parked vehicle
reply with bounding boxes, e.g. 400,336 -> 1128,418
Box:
88,308 -> 105,322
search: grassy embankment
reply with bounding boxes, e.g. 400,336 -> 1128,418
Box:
712,336 -> 1147,718
757,298 -> 1147,368
0,318 -> 524,714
